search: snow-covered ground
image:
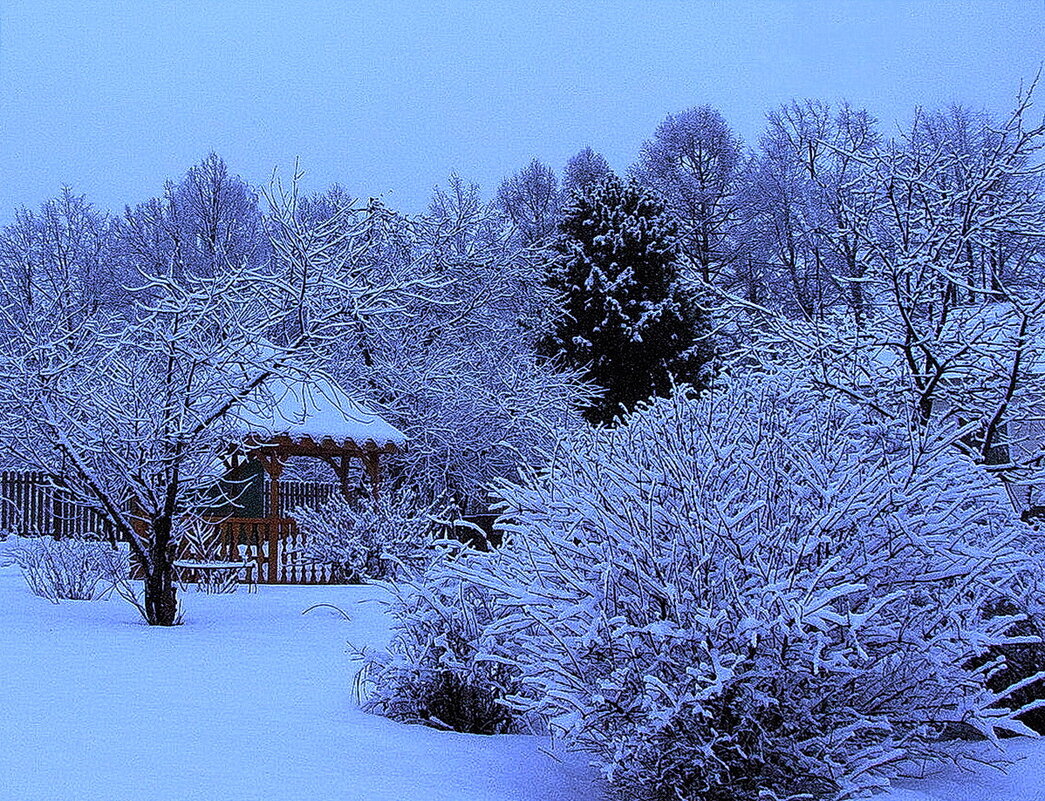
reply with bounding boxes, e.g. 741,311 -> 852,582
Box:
872,737 -> 1045,801
0,560 -> 599,801
2,555 -> 1044,801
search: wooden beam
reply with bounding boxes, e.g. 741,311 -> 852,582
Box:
242,434 -> 400,510
318,454 -> 357,500
245,435 -> 399,460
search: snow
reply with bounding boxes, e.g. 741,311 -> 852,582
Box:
878,739 -> 1045,801
3,547 -> 1044,801
0,556 -> 597,801
232,373 -> 407,447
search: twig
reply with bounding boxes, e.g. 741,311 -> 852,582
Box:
301,602 -> 351,620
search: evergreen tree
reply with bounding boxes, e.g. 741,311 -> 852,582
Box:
541,175 -> 712,424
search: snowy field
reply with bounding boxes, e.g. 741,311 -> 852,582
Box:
2,555 -> 1044,801
0,560 -> 599,801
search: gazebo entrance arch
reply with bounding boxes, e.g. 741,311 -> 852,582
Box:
192,375 -> 406,585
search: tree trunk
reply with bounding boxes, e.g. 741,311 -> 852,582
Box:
144,516 -> 179,626
144,568 -> 178,626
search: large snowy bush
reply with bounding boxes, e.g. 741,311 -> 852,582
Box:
444,376 -> 1043,800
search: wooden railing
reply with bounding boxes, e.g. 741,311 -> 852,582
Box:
202,516 -> 338,585
261,480 -> 337,518
134,516 -> 340,586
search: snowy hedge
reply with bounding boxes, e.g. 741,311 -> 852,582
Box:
371,375 -> 1045,800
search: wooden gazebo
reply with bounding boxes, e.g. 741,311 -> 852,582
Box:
204,374 -> 406,585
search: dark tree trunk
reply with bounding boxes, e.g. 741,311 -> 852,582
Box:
144,569 -> 178,626
144,516 -> 179,626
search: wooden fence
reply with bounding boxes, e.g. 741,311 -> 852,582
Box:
0,471 -> 117,540
263,479 -> 337,518
3,471 -> 344,584
0,471 -> 337,539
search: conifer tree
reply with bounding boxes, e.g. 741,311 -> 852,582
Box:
542,175 -> 712,424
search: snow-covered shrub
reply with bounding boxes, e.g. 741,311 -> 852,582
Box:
296,487 -> 441,583
10,536 -> 126,602
356,543 -> 522,734
458,376 -> 1043,800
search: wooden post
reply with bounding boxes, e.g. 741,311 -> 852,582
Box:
268,521 -> 280,584
363,452 -> 381,501
257,451 -> 285,518
339,456 -> 353,499
323,455 -> 355,500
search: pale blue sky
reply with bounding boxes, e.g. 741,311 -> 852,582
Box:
1,1 -> 1043,221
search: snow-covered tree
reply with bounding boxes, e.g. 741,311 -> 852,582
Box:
631,106 -> 743,284
319,176 -> 592,512
710,89 -> 1045,520
542,175 -> 712,424
0,174 -> 436,625
855,98 -> 1045,457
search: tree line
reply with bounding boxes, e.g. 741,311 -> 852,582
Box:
0,86 -> 1043,622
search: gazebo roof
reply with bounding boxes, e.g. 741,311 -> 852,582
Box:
231,373 -> 406,452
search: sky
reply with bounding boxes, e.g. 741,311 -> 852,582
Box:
0,1 -> 1043,223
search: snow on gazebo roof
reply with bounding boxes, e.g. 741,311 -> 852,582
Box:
231,373 -> 406,450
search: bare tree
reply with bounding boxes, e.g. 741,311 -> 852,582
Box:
0,188 -> 128,333
736,101 -> 881,321
0,173 -> 440,624
496,159 -> 561,247
562,147 -> 611,198
631,105 -> 743,284
117,153 -> 268,283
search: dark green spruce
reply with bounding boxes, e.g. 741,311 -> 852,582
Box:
541,175 -> 713,424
